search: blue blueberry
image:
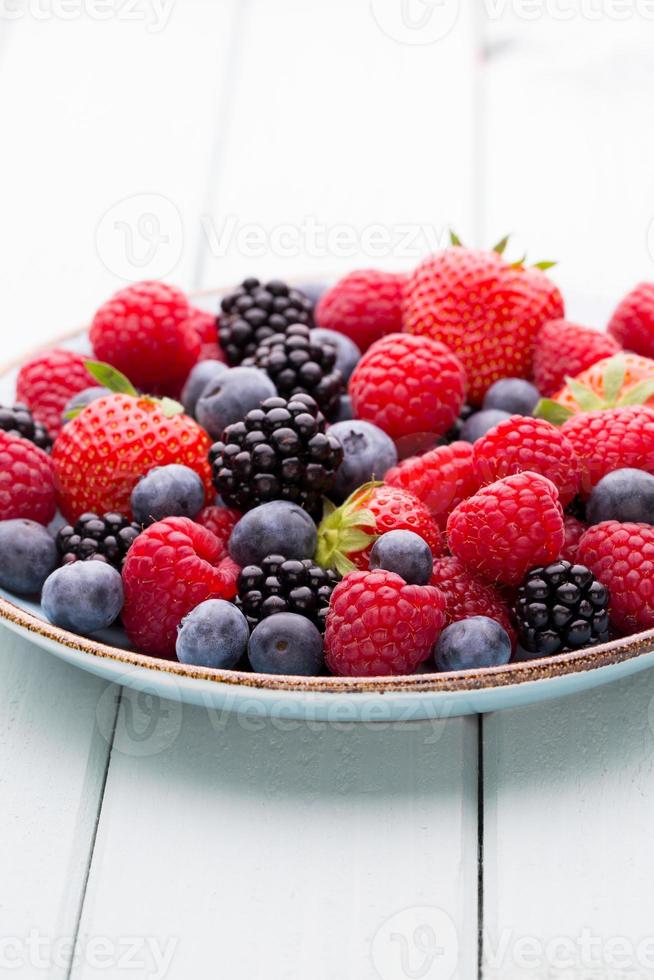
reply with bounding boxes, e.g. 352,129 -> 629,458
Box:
370,530 -> 433,585
229,501 -> 317,566
300,281 -> 331,304
62,386 -> 110,423
335,394 -> 355,422
196,367 -> 276,438
311,327 -> 361,382
181,360 -> 228,417
176,599 -> 249,669
0,519 -> 57,595
482,378 -> 540,416
42,561 -> 124,634
131,464 -> 205,525
587,468 -> 654,525
328,419 -> 398,500
460,409 -> 511,443
248,612 -> 324,675
434,616 -> 512,671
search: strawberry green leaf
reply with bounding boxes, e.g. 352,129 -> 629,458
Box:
564,377 -> 605,412
510,255 -> 527,269
602,355 -> 626,406
492,234 -> 510,255
159,397 -> 185,418
85,360 -> 138,397
616,378 -> 654,407
63,407 -> 82,421
534,398 -> 575,426
449,230 -> 463,247
532,260 -> 557,271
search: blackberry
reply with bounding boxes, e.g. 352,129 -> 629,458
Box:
515,560 -> 610,656
0,402 -> 52,451
56,512 -> 141,570
243,323 -> 344,418
210,393 -> 343,519
219,277 -> 314,365
236,554 -> 340,632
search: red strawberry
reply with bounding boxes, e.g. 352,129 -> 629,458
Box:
384,441 -> 480,527
324,569 -> 446,676
430,555 -> 517,650
607,283 -> 654,358
446,471 -> 565,586
16,349 -> 95,438
121,517 -> 238,657
561,405 -> 654,496
195,505 -> 241,562
404,245 -> 563,405
90,281 -> 201,396
533,319 -> 620,397
0,431 -> 56,525
578,521 -> 654,634
561,514 -> 587,564
316,483 -> 444,574
473,415 -> 579,506
52,393 -> 213,522
539,354 -> 654,422
348,333 -> 465,442
186,308 -> 225,363
315,270 -> 404,352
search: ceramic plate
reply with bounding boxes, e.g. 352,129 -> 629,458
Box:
2,288 -> 653,721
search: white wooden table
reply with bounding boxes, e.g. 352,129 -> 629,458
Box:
3,4 -> 654,977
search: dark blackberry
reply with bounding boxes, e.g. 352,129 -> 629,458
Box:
56,512 -> 141,570
236,554 -> 340,632
0,402 -> 52,451
243,323 -> 344,419
515,560 -> 610,656
209,393 -> 343,519
219,277 -> 314,365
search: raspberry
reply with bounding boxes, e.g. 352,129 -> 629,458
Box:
16,349 -> 94,438
121,517 -> 239,657
561,405 -> 654,496
348,333 -> 466,441
562,514 -> 587,563
430,555 -> 517,649
0,431 -> 56,525
446,472 -> 565,586
607,283 -> 654,358
474,415 -> 580,506
533,319 -> 621,397
195,505 -> 241,562
324,569 -> 446,676
384,441 -> 480,527
185,308 -> 225,363
578,521 -> 654,634
315,270 -> 404,352
90,281 -> 200,396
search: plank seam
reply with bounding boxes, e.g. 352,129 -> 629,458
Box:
477,713 -> 485,979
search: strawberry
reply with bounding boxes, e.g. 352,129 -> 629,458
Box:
536,354 -> 654,424
607,283 -> 654,358
533,319 -> 620,397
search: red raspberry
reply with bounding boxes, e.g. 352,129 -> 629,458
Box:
430,555 -> 516,650
195,505 -> 241,562
562,514 -> 587,564
348,333 -> 465,441
578,521 -> 654,634
446,471 -> 565,586
607,283 -> 654,358
534,319 -> 620,396
121,517 -> 239,657
385,442 -> 480,527
90,281 -> 201,396
404,247 -> 564,405
324,569 -> 446,676
561,406 -> 654,496
185,308 -> 226,363
16,349 -> 94,438
52,394 -> 213,522
474,415 -> 580,506
315,270 -> 404,352
0,431 -> 56,525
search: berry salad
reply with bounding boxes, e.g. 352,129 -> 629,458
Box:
2,239 -> 654,680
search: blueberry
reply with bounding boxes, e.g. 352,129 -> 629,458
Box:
311,328 -> 361,382
176,599 -> 249,669
181,360 -> 228,417
434,616 -> 512,671
587,468 -> 654,525
0,519 -> 57,595
460,409 -> 511,443
335,394 -> 355,422
328,419 -> 398,499
229,501 -> 317,566
300,281 -> 330,304
42,561 -> 124,634
248,612 -> 324,675
370,530 -> 433,585
62,386 -> 110,423
131,464 -> 205,525
196,366 -> 277,438
482,378 -> 540,416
